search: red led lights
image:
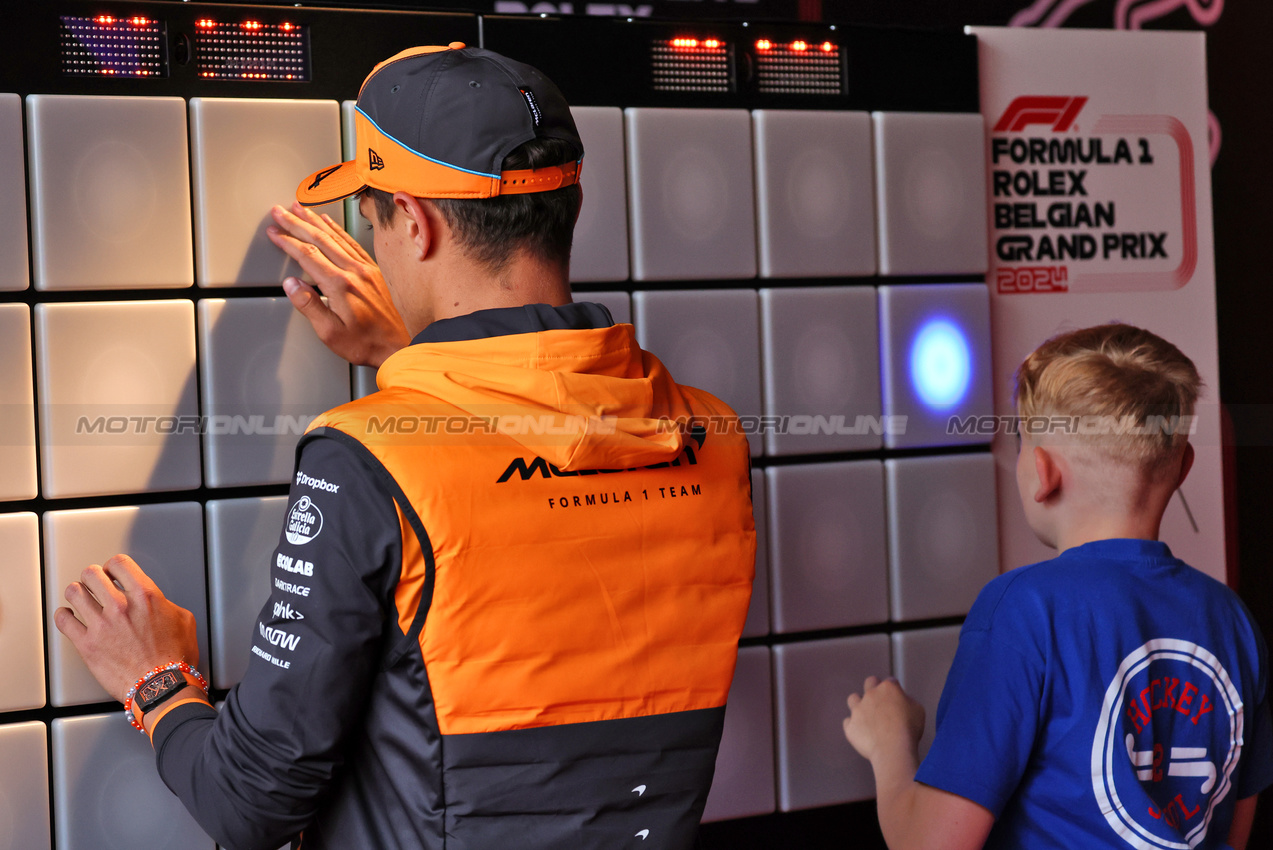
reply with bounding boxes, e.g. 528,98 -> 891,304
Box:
668,37 -> 724,50
754,39 -> 838,54
196,18 -> 216,28
94,15 -> 114,25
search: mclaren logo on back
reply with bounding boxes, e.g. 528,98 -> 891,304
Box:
498,444 -> 701,483
993,96 -> 1088,133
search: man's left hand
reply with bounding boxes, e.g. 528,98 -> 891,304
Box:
54,554 -> 200,703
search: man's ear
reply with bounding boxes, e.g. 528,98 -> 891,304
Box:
1176,442 -> 1195,489
393,191 -> 436,261
1033,445 -> 1062,503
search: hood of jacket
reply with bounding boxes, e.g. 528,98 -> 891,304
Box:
375,323 -> 705,471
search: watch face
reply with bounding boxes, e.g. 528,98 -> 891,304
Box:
136,670 -> 183,712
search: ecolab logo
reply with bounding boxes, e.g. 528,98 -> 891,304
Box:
993,96 -> 1088,133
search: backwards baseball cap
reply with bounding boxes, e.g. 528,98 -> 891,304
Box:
297,43 -> 583,205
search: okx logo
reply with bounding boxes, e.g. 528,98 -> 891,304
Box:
993,96 -> 1088,133
1092,639 -> 1243,849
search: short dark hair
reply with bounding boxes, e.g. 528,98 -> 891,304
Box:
363,136 -> 582,274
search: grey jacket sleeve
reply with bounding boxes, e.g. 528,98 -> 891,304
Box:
153,435 -> 402,850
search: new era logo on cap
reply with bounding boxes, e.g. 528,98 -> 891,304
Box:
369,149 -> 385,171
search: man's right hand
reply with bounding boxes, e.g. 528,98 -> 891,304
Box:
267,201 -> 411,368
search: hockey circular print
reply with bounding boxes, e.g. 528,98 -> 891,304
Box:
1092,639 -> 1243,849
285,495 -> 324,545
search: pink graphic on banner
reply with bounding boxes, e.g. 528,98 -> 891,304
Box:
1009,0 -> 1224,164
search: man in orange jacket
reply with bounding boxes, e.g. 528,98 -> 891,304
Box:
56,43 -> 755,850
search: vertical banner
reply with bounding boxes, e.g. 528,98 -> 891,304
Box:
970,27 -> 1224,581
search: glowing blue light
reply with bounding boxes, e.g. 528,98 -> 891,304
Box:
909,319 -> 971,410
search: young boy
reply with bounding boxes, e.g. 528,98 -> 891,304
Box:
844,323 -> 1273,849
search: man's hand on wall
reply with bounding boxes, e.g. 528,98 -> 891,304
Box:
268,201 -> 411,368
54,554 -> 200,703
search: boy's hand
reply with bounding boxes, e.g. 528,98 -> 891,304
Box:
267,201 -> 410,368
843,676 -> 926,763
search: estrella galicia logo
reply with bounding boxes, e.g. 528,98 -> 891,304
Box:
368,148 -> 385,171
1092,639 -> 1244,849
308,164 -> 342,190
285,495 -> 323,545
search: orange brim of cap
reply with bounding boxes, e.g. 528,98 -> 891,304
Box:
296,106 -> 580,206
296,160 -> 364,206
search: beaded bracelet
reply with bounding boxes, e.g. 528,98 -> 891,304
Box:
123,661 -> 208,732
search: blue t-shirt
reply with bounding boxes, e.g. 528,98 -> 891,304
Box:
915,539 -> 1273,850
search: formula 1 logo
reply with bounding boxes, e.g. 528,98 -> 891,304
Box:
993,96 -> 1088,132
1092,639 -> 1243,849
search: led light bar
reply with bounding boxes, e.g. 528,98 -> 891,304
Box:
652,37 -> 730,93
756,39 -> 842,95
60,15 -> 167,78
195,19 -> 310,81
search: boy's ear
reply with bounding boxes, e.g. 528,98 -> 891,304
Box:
1176,442 -> 1195,489
1033,445 -> 1062,503
393,191 -> 436,261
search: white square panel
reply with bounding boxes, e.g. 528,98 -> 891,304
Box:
580,291 -> 631,326
207,496 -> 288,689
0,305 -> 36,502
633,289 -> 762,456
702,646 -> 775,822
190,98 -> 343,286
878,283 -> 994,450
35,300 -> 201,498
0,514 -> 44,712
198,297 -> 352,487
774,634 -> 890,810
767,461 -> 888,633
0,94 -> 29,291
0,722 -> 50,850
873,111 -> 988,276
753,110 -> 876,278
886,453 -> 999,621
625,108 -> 756,281
570,106 -> 629,283
54,713 -> 214,849
760,286 -> 882,456
742,468 -> 771,638
891,626 -> 961,759
27,95 -> 192,290
341,100 -> 375,258
44,503 -> 208,706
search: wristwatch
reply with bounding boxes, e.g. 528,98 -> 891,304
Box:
134,669 -> 192,716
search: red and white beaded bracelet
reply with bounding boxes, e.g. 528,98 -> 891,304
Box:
123,661 -> 209,732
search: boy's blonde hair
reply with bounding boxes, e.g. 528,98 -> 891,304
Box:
1014,323 -> 1201,477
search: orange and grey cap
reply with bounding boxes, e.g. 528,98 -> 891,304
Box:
297,43 -> 582,205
